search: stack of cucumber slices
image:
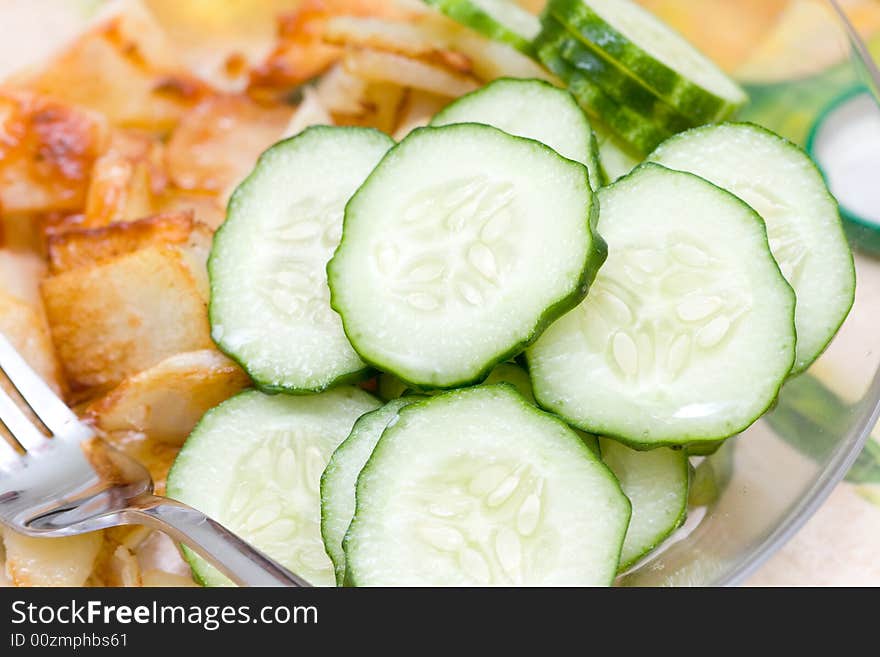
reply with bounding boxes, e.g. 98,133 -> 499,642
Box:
167,0 -> 856,587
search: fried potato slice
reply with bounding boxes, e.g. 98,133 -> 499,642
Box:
283,87 -> 335,138
165,94 -> 291,196
333,81 -> 406,133
323,15 -> 470,71
248,0 -> 417,99
42,245 -> 213,396
0,249 -> 48,308
392,89 -> 449,139
82,130 -> 167,228
156,190 -> 226,231
343,48 -> 479,97
2,530 -> 103,587
0,90 -> 108,214
86,349 -> 250,445
420,14 -> 557,83
0,291 -> 63,395
22,0 -> 208,132
47,210 -> 198,274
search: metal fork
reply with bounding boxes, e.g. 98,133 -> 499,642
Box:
0,332 -> 308,587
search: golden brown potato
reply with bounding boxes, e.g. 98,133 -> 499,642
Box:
332,81 -> 406,134
393,89 -> 448,140
342,48 -> 479,97
41,245 -> 213,396
0,249 -> 48,308
421,13 -> 556,83
0,291 -> 63,395
86,349 -> 250,445
82,130 -> 168,228
0,90 -> 108,214
165,94 -> 291,196
156,190 -> 226,231
248,0 -> 416,100
47,210 -> 200,274
283,87 -> 334,138
2,530 -> 103,587
22,0 -> 209,133
322,15 -> 470,71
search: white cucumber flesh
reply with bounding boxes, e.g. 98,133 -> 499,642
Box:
167,387 -> 381,586
528,163 -> 797,448
650,123 -> 856,373
344,385 -> 631,586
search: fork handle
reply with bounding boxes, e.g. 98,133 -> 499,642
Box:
124,495 -> 310,587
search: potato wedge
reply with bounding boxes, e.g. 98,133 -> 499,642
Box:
323,15 -> 469,71
41,245 -> 213,396
332,81 -> 406,133
0,90 -> 108,214
343,48 -> 479,97
283,87 -> 334,138
83,130 -> 167,228
165,94 -> 291,196
47,210 -> 197,274
22,0 -> 208,132
0,291 -> 63,394
315,63 -> 370,114
86,349 -> 250,445
248,0 -> 417,99
0,249 -> 48,308
2,530 -> 103,587
156,190 -> 226,231
393,89 -> 449,139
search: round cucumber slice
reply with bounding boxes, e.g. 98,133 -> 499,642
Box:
593,120 -> 642,184
377,361 -> 535,402
422,0 -> 540,55
321,397 -> 417,584
599,438 -> 688,570
547,0 -> 746,124
539,17 -> 693,135
807,88 -> 880,255
209,126 -> 394,393
432,77 -> 602,190
344,385 -> 631,586
166,387 -> 381,586
328,123 -> 604,389
650,123 -> 856,374
534,28 -> 672,154
527,164 -> 796,448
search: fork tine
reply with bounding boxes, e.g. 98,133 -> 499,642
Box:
0,384 -> 49,451
0,333 -> 88,441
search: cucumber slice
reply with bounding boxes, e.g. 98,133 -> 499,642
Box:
344,385 -> 631,586
321,397 -> 417,584
598,438 -> 688,570
328,123 -> 604,389
432,77 -> 602,190
210,126 -> 394,393
422,0 -> 540,55
167,387 -> 381,586
546,0 -> 747,123
378,361 -> 535,402
527,164 -> 797,448
649,123 -> 856,373
593,121 -> 642,184
534,28 -> 672,154
539,17 -> 693,135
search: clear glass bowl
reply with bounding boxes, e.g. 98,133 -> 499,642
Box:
621,0 -> 880,586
